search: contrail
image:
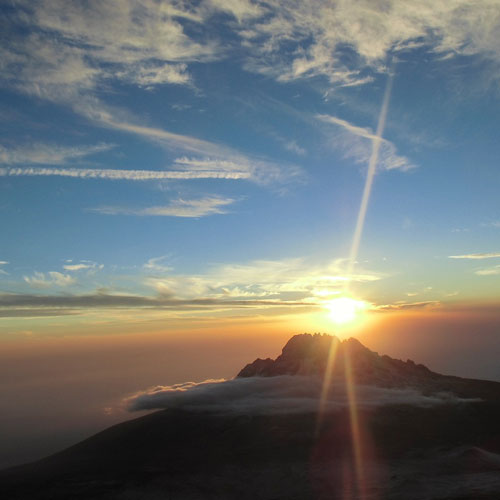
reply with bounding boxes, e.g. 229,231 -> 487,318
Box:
345,72 -> 394,285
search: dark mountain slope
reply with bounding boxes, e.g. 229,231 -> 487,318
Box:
1,333 -> 500,500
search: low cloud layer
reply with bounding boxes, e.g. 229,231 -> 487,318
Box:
126,376 -> 478,415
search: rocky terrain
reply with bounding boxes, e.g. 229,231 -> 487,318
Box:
1,334 -> 500,499
239,334 -> 500,400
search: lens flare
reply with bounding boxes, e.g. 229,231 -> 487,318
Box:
317,70 -> 395,499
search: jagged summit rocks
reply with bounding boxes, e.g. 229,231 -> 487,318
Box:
238,333 -> 433,387
237,334 -> 500,401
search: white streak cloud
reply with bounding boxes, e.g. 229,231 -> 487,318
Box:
0,167 -> 250,181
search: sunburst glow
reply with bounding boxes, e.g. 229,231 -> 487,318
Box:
326,297 -> 367,325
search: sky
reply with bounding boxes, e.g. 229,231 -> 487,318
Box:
1,0 -> 500,467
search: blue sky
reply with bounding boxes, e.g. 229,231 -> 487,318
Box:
1,0 -> 500,335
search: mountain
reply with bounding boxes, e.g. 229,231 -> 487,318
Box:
238,333 -> 432,381
1,334 -> 500,500
238,333 -> 500,400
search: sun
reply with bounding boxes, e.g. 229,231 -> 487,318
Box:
326,297 -> 367,325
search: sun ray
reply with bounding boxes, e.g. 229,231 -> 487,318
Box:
345,70 -> 394,292
316,335 -> 340,434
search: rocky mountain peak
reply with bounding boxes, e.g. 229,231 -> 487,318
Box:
237,333 -> 434,388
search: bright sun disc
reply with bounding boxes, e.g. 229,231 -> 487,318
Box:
326,297 -> 367,325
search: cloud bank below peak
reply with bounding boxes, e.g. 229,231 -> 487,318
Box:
126,376 -> 479,415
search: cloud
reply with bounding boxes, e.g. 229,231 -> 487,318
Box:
0,167 -> 250,181
63,261 -> 103,272
317,114 -> 414,171
475,265 -> 500,276
283,140 -> 306,156
449,252 -> 500,259
0,308 -> 80,318
0,291 -> 312,318
75,106 -> 303,184
23,271 -> 76,289
0,143 -> 112,166
92,197 -> 236,217
239,0 -> 500,85
3,0 -> 500,101
115,62 -> 191,88
317,115 -> 381,142
0,261 -> 8,276
143,256 -> 173,274
1,1 -> 217,101
482,221 -> 500,228
172,157 -> 299,185
375,301 -> 441,312
208,0 -> 266,23
0,142 -> 301,187
126,375 -> 479,414
144,257 -> 383,301
4,256 -> 382,317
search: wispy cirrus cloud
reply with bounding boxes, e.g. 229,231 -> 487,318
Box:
475,266 -> 500,276
0,261 -> 8,276
63,260 -> 103,272
23,271 -> 76,289
317,114 -> 414,171
73,101 -> 303,185
143,256 -> 173,274
92,196 -> 236,218
0,143 -> 112,166
449,253 -> 500,260
482,221 -> 500,228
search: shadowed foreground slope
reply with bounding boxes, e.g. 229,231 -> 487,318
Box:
1,334 -> 500,500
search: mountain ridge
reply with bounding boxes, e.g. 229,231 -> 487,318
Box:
1,333 -> 500,500
237,333 -> 500,402
237,334 -> 433,387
